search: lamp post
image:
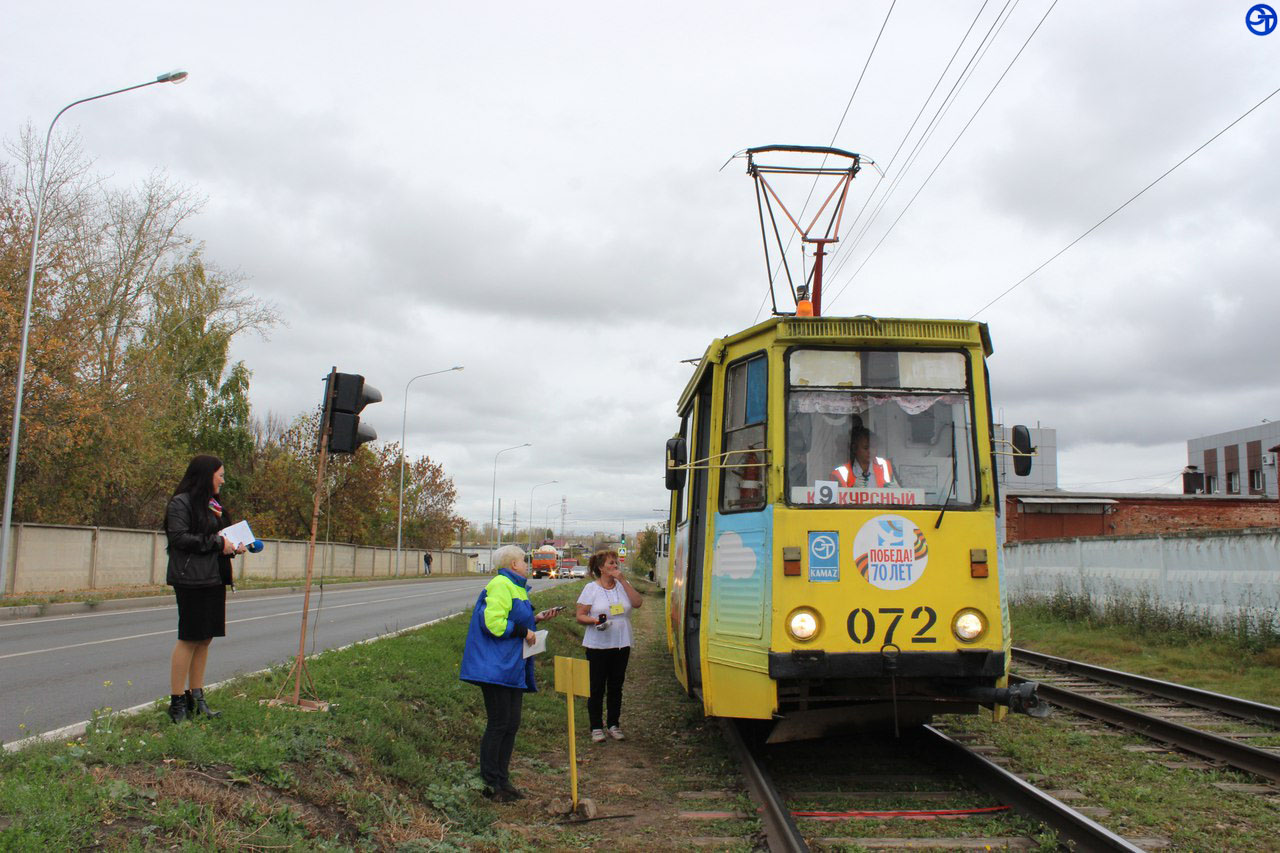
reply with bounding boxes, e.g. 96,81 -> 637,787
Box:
490,443 -> 530,555
527,480 -> 557,553
395,365 -> 463,577
0,70 -> 188,598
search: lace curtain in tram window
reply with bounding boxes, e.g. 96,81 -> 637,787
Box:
788,391 -> 965,417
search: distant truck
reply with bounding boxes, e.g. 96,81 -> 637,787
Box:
530,545 -> 558,578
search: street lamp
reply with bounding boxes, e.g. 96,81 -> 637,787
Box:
527,480 -> 557,553
395,366 -> 463,576
0,70 -> 189,598
490,443 -> 530,553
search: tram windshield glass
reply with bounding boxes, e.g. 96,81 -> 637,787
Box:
785,348 -> 978,508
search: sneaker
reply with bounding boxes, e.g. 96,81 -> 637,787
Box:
590,729 -> 606,743
607,725 -> 626,741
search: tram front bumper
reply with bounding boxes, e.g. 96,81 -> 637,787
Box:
768,649 -> 1006,679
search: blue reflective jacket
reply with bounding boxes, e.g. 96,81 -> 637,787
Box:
459,569 -> 538,691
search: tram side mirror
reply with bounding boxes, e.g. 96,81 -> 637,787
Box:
665,436 -> 688,491
1011,425 -> 1034,477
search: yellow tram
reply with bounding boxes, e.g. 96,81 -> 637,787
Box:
662,147 -> 1040,739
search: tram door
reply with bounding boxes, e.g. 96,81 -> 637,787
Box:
684,378 -> 712,695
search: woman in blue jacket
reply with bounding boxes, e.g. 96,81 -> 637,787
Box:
460,544 -> 560,801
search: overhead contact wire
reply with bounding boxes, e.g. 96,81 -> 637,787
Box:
832,0 -> 1018,280
829,0 -> 1001,280
969,81 -> 1280,319
827,0 -> 1058,312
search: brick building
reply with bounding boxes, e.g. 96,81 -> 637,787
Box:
1004,489 -> 1279,542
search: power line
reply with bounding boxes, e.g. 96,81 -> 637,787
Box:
968,81 -> 1280,319
826,0 -> 1058,312
750,0 -> 898,323
1061,470 -> 1186,488
828,0 -> 1008,284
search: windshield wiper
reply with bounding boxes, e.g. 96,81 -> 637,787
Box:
934,422 -> 958,529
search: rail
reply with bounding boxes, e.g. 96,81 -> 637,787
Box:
1013,647 -> 1280,728
918,725 -> 1145,852
1008,676 -> 1280,783
721,719 -> 809,853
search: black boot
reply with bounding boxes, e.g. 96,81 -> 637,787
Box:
167,694 -> 188,723
189,687 -> 221,718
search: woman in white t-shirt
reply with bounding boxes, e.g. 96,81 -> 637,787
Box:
575,549 -> 643,743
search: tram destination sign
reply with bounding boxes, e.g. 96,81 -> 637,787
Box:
791,486 -> 926,506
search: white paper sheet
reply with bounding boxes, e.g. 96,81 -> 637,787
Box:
522,629 -> 548,658
218,520 -> 255,548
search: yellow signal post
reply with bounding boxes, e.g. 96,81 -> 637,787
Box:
554,655 -> 592,814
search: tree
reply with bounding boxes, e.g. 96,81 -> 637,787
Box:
0,128 -> 276,527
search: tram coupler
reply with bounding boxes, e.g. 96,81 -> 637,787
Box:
962,682 -> 1050,717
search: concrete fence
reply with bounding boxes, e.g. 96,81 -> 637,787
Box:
1001,527 -> 1280,623
2,522 -> 476,595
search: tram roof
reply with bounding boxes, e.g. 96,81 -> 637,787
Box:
677,315 -> 993,412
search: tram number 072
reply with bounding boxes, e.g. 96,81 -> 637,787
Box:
846,606 -> 937,645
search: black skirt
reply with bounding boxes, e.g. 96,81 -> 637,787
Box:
174,585 -> 226,641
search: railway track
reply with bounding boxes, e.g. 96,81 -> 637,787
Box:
721,718 -> 1149,852
1011,647 -> 1280,785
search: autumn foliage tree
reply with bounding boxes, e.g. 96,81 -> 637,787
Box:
1,129 -> 463,546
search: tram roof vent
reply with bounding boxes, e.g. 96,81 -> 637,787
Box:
779,318 -> 981,346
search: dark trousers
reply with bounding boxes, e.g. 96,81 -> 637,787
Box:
586,646 -> 631,730
478,683 -> 524,789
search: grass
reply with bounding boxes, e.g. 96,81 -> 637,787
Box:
945,708 -> 1280,851
1019,586 -> 1280,653
1010,601 -> 1280,705
0,581 -> 590,850
5,581 -> 1275,849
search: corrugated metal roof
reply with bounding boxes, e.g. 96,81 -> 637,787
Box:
1016,497 -> 1117,505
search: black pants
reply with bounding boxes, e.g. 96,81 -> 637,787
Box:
586,646 -> 631,730
478,683 -> 524,789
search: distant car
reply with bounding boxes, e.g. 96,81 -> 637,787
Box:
569,565 -> 588,579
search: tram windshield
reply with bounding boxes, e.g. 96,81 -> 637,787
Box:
785,348 -> 978,508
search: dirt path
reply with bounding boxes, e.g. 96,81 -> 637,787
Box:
522,583 -> 759,851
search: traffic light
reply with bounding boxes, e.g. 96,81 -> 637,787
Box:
324,372 -> 382,454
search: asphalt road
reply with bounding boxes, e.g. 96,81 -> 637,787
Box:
1,576 -> 571,746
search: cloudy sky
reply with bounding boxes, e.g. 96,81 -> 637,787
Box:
4,2 -> 1277,535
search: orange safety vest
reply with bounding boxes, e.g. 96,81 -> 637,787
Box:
832,457 -> 893,488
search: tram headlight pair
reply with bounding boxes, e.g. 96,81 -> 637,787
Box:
952,608 -> 988,643
786,607 -> 821,642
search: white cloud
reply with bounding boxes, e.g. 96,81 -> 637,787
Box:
4,0 -> 1276,523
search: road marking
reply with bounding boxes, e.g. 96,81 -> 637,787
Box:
0,589 -> 469,660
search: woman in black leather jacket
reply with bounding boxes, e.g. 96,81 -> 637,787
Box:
164,455 -> 245,723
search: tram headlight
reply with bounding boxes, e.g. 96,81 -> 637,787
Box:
951,608 -> 988,643
786,607 -> 821,642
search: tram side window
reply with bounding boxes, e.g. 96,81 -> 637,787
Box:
721,354 -> 767,512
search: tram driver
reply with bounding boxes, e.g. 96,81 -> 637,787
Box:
832,425 -> 896,488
